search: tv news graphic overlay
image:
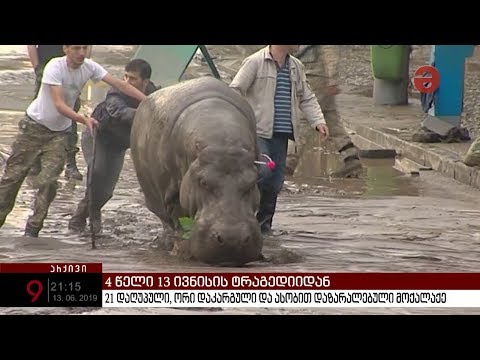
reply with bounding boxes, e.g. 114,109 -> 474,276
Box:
412,65 -> 440,94
102,272 -> 480,308
0,263 -> 102,307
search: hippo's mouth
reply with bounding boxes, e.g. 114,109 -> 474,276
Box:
187,214 -> 263,267
178,216 -> 255,266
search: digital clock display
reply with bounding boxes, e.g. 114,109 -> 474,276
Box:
1,273 -> 102,307
50,281 -> 82,293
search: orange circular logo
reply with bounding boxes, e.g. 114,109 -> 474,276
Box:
413,65 -> 440,94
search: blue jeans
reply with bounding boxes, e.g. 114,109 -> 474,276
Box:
256,133 -> 290,233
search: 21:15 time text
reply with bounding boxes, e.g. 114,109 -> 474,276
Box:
50,281 -> 82,292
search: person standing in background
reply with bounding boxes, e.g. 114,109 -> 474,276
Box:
286,45 -> 362,178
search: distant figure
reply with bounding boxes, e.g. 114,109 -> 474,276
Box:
27,45 -> 93,181
287,45 -> 362,178
68,59 -> 159,235
0,45 -> 147,237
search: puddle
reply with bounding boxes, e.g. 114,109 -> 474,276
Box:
291,149 -> 420,197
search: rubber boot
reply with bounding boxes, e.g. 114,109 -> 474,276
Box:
89,209 -> 103,236
331,156 -> 363,178
256,189 -> 278,236
68,199 -> 88,233
24,224 -> 40,238
331,143 -> 363,178
65,153 -> 83,181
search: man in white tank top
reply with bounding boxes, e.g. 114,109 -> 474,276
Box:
0,45 -> 147,238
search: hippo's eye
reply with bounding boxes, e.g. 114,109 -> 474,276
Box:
199,178 -> 208,188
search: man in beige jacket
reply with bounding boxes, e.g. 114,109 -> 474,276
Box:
286,45 -> 362,177
230,45 -> 329,235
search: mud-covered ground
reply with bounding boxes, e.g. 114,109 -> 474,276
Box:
1,45 -> 480,315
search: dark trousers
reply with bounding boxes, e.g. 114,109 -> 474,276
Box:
256,133 -> 289,233
72,129 -> 126,219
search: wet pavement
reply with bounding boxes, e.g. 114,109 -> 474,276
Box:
1,46 -> 480,315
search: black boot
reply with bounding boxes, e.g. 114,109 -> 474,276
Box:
65,153 -> 83,181
24,225 -> 40,238
256,190 -> 279,236
331,142 -> 363,178
65,119 -> 82,180
68,200 -> 88,233
89,209 -> 103,236
331,156 -> 363,178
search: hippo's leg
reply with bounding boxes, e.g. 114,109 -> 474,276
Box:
156,219 -> 177,251
136,172 -> 177,251
150,195 -> 177,252
164,181 -> 182,232
147,200 -> 177,251
164,182 -> 193,259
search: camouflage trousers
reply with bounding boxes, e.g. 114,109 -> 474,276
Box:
286,76 -> 357,172
0,116 -> 68,232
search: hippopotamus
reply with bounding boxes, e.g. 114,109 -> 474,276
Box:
0,146 -> 10,168
130,77 -> 263,266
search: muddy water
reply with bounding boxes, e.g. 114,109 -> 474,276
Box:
1,46 -> 480,315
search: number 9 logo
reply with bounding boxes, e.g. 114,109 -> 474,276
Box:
26,280 -> 43,303
413,65 -> 440,94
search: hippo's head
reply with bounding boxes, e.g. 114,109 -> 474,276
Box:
180,146 -> 262,266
